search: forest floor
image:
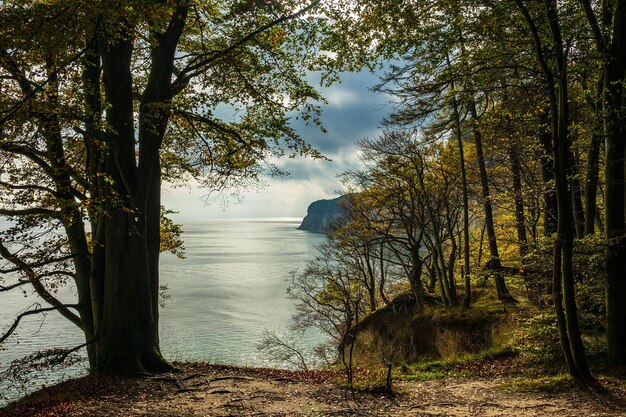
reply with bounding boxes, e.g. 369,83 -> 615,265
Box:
2,361 -> 626,417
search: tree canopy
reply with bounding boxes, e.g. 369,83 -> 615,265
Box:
0,0 -> 329,375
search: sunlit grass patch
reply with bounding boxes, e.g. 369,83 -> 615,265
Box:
498,374 -> 573,393
406,345 -> 518,373
397,371 -> 446,381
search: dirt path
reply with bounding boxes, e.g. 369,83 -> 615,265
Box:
1,364 -> 624,417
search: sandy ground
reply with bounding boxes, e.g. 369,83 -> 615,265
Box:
1,364 -> 625,417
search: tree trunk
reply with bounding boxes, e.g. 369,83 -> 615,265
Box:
538,110 -> 558,235
544,0 -> 591,379
378,244 -> 389,305
578,0 -> 626,366
451,93 -> 472,308
584,127 -> 602,235
514,0 -> 591,378
469,99 -> 513,301
509,138 -> 529,261
604,52 -> 626,367
570,152 -> 586,238
147,165 -> 162,344
96,35 -> 171,374
408,247 -> 424,310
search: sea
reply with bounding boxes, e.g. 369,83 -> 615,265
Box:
0,218 -> 326,406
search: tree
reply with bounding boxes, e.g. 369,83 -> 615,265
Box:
578,0 -> 626,367
0,0 -> 325,375
513,0 -> 591,380
322,0 -> 599,379
287,241 -> 366,386
344,131 -> 433,309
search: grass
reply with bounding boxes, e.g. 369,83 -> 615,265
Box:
497,374 -> 573,393
397,371 -> 446,382
403,345 -> 519,374
413,287 -> 535,327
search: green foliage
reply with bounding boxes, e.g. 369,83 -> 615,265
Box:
516,311 -> 563,365
0,0 -> 337,377
523,233 -> 607,332
516,307 -> 607,369
159,207 -> 185,259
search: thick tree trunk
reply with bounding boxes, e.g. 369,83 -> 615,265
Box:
94,3 -> 188,374
604,55 -> 626,366
96,35 -> 171,374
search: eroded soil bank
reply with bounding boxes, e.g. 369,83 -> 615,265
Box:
1,363 -> 625,417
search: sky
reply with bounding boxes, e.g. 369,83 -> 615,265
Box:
162,69 -> 393,220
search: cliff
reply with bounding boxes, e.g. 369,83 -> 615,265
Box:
297,195 -> 347,233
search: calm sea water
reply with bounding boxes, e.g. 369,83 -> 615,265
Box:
0,218 -> 325,406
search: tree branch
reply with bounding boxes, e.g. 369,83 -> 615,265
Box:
0,240 -> 83,329
172,0 -> 321,94
578,0 -> 608,53
0,181 -> 86,203
0,207 -> 60,217
0,304 -> 79,344
0,141 -> 55,177
174,108 -> 247,146
0,253 -> 81,274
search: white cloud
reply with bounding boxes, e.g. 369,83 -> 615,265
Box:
161,67 -> 392,220
162,176 -> 342,220
324,88 -> 360,107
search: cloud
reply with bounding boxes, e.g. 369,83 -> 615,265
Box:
163,68 -> 391,219
162,177 -> 341,219
324,88 -> 360,107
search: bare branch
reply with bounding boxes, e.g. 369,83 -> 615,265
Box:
257,329 -> 309,370
0,304 -> 79,344
0,141 -> 55,177
0,241 -> 82,329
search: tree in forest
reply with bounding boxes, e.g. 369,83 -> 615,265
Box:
324,197 -> 397,311
0,0 -> 325,375
287,240 -> 366,384
322,0 -> 610,380
578,0 -> 626,367
343,132 -> 432,309
511,0 -> 592,380
343,131 -> 468,308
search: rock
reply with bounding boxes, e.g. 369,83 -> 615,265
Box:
297,195 -> 347,233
